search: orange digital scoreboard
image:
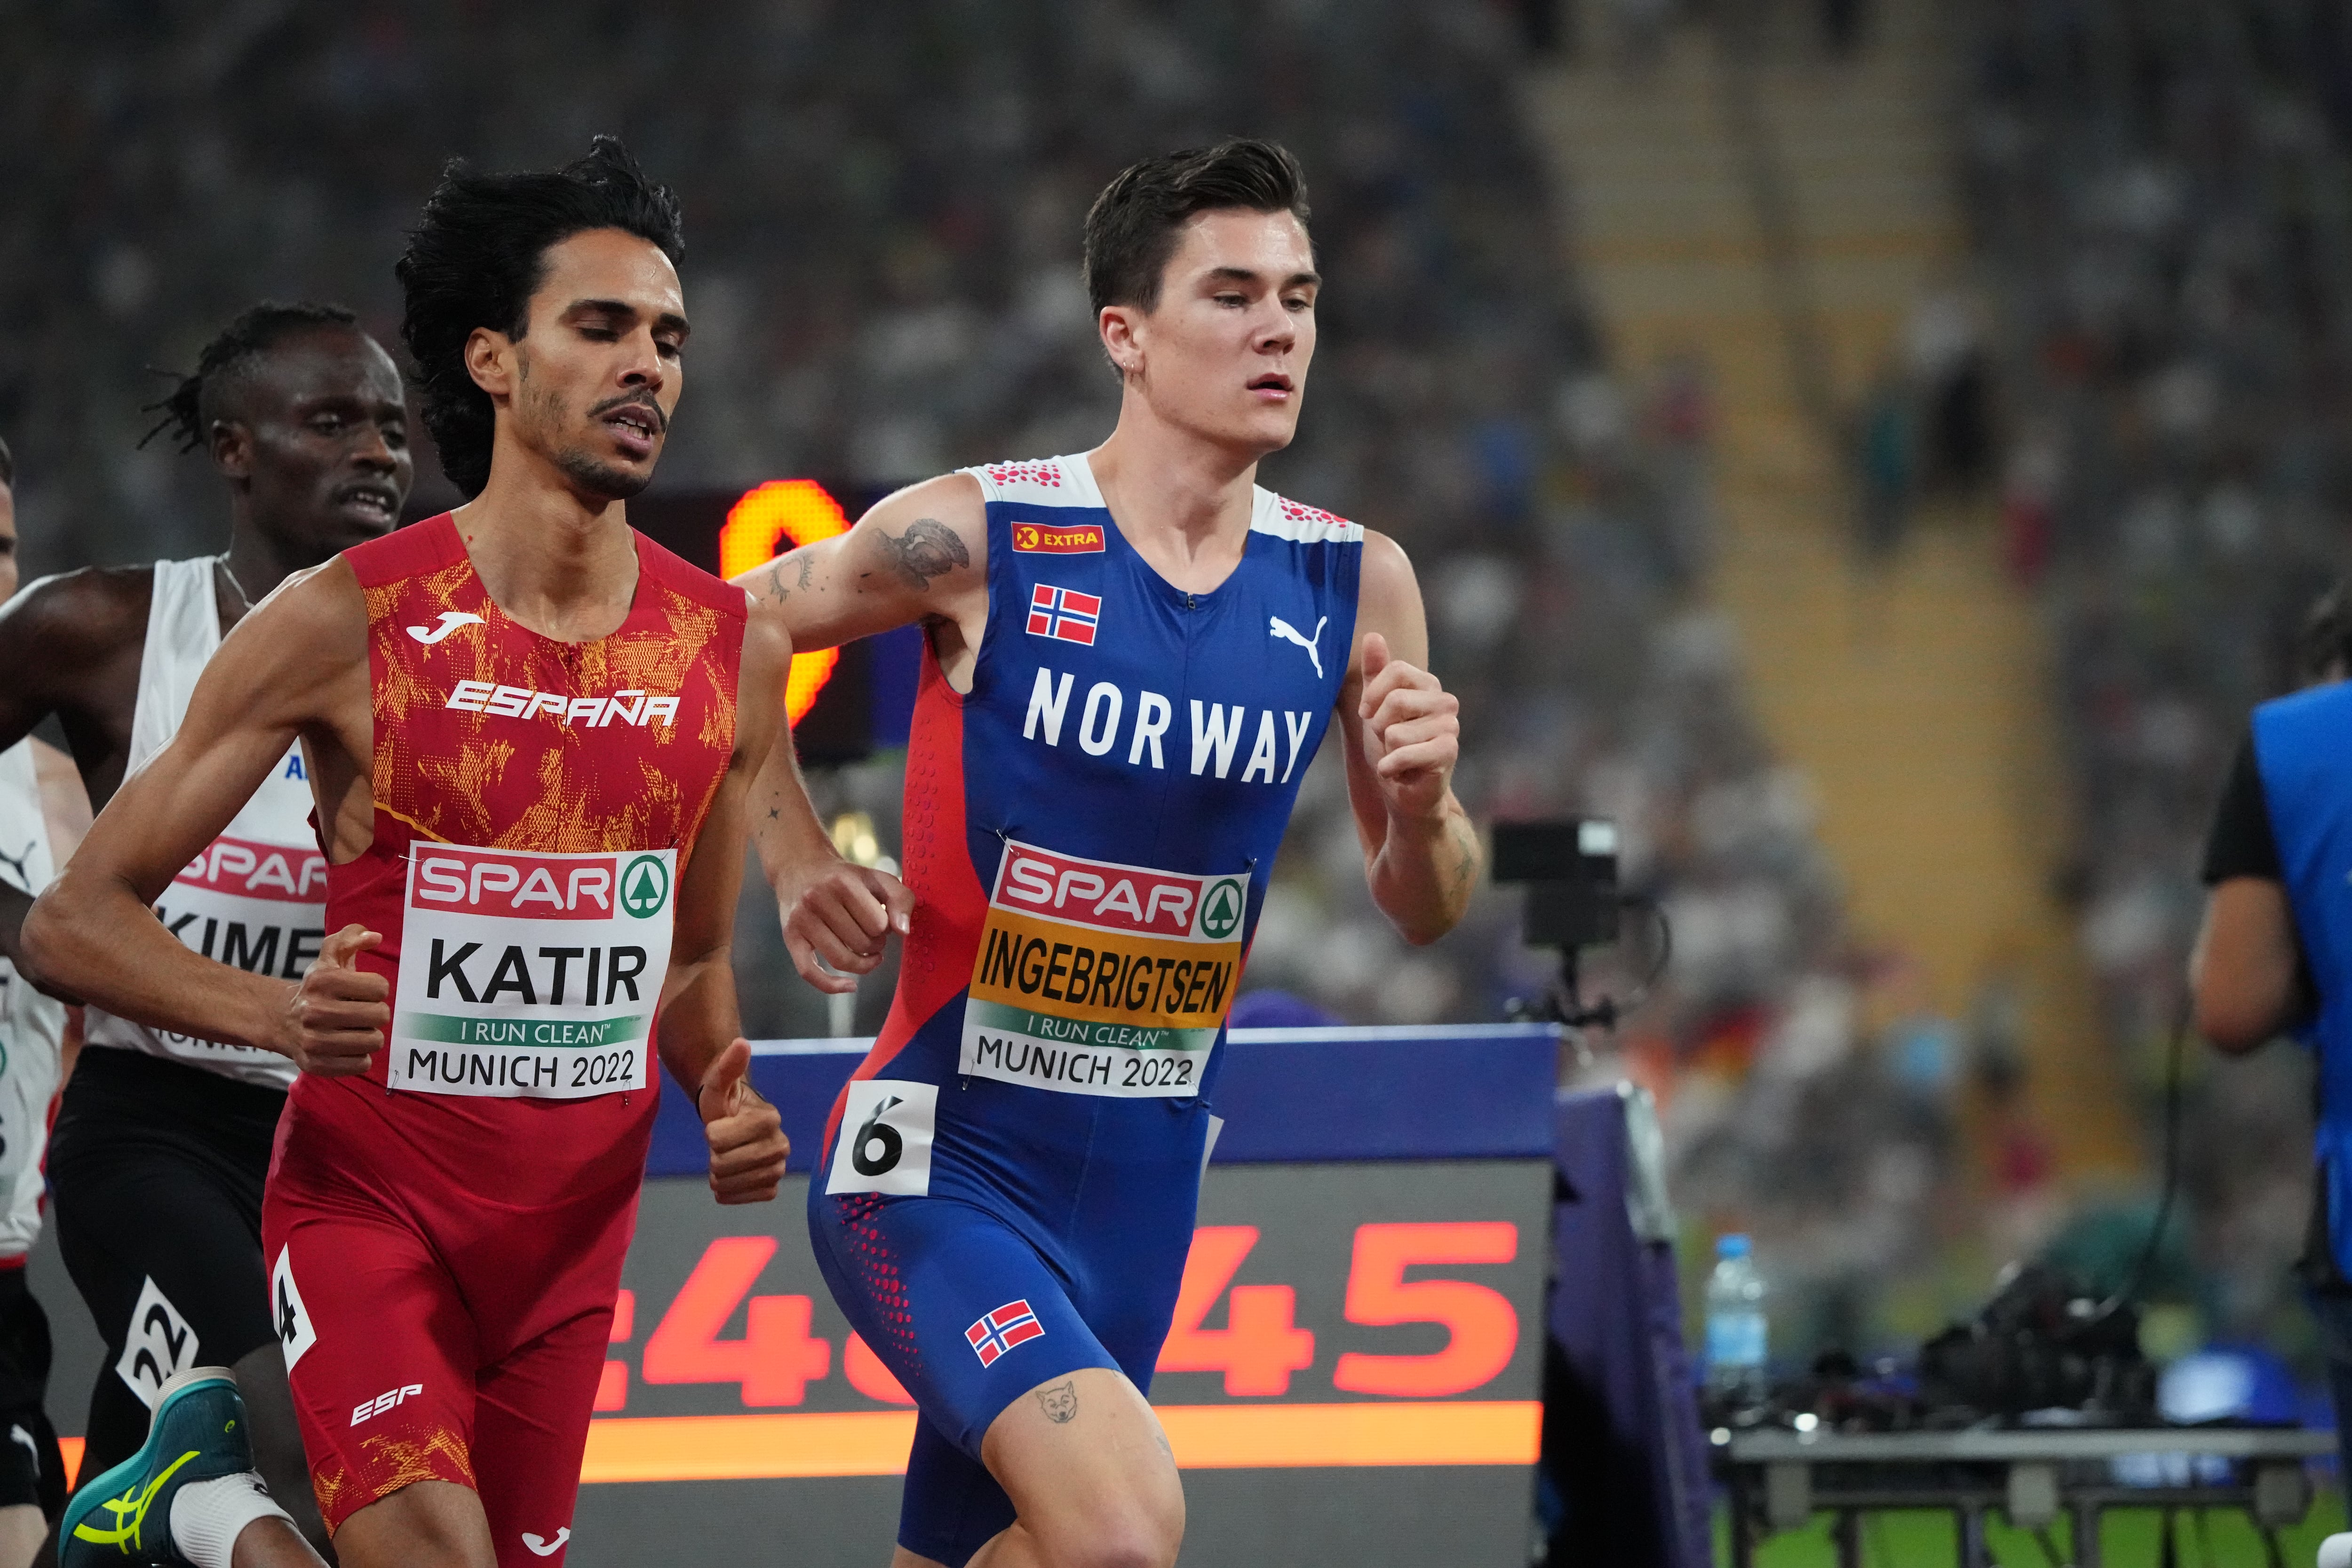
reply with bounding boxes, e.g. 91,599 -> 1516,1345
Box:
566,1026 -> 1562,1567
628,480 -> 909,762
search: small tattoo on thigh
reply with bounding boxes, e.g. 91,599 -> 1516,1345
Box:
1035,1380 -> 1078,1424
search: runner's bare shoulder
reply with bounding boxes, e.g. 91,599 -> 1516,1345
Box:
191,556 -> 371,733
0,564 -> 155,674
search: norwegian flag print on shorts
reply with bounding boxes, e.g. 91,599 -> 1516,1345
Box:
1025,584 -> 1100,646
965,1299 -> 1046,1367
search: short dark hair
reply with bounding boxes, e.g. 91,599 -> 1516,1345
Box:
140,302 -> 359,454
397,135 -> 684,498
0,434 -> 12,488
1083,139 -> 1311,316
2302,580 -> 2352,683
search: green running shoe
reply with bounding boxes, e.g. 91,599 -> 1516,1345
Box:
61,1366 -> 254,1566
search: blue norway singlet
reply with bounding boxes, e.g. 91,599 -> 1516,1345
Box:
819,451 -> 1361,1202
806,453 -> 1362,1562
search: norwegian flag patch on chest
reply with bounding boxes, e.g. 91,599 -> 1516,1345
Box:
1026,584 -> 1100,645
966,1299 -> 1046,1366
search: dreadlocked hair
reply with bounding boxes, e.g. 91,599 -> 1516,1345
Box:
141,302 -> 360,453
397,135 -> 683,498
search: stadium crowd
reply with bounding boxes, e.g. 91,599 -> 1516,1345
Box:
0,0 -> 1965,1356
1963,0 -> 2352,1351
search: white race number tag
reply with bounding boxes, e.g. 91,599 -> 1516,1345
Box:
825,1079 -> 938,1196
389,844 -> 675,1098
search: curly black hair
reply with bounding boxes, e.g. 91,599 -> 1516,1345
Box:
397,135 -> 684,498
0,433 -> 12,488
141,302 -> 360,453
1083,139 -> 1311,316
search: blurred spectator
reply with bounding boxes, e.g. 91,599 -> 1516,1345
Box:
0,0 -> 1940,1357
1963,0 -> 2352,1351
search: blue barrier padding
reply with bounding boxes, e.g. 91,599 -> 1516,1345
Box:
644,1023 -> 1560,1178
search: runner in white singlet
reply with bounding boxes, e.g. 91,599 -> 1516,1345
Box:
0,310 -> 411,1561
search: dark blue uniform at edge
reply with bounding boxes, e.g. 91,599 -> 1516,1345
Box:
807,454 -> 1363,1566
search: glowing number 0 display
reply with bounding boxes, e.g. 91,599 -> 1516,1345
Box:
718,479 -> 852,725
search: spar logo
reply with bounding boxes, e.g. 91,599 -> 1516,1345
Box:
1199,878 -> 1245,940
619,855 -> 670,919
992,842 -> 1246,943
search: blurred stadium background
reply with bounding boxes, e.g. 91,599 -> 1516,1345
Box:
15,0 -> 2352,1559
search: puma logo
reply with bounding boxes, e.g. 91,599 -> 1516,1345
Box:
406,611 -> 485,645
1268,614 -> 1327,680
522,1528 -> 570,1556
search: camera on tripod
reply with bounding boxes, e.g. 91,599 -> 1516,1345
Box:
1492,818 -> 1662,1032
1492,819 -> 1621,949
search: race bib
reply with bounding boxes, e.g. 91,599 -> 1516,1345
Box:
84,829 -> 326,1081
389,844 -> 674,1098
961,840 -> 1246,1098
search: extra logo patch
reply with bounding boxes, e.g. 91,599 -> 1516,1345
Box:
966,1300 -> 1045,1367
1026,585 -> 1100,646
825,1079 -> 938,1196
116,1278 -> 200,1409
1011,521 -> 1106,555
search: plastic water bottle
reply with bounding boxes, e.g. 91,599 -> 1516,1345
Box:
1705,1233 -> 1769,1406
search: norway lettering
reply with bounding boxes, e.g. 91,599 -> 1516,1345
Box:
1022,666 -> 1321,785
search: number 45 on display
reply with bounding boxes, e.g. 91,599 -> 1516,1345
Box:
601,1220 -> 1519,1412
1158,1222 -> 1520,1398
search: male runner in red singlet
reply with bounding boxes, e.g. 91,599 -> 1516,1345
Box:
739,141 -> 1478,1568
0,304 -> 411,1562
27,137 -> 793,1568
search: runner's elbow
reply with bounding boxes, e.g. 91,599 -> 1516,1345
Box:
18,880 -> 80,995
1383,899 -> 1460,947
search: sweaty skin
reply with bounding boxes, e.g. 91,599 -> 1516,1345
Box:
26,229 -> 791,1568
738,204 -> 1480,1568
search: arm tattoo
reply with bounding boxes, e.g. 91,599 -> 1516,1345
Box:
763,554 -> 816,605
869,518 -> 969,591
1034,1380 -> 1079,1424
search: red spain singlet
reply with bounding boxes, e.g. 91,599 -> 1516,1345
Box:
263,514 -> 745,1554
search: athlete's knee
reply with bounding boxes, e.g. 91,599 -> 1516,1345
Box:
1034,1477 -> 1183,1568
1045,1513 -> 1183,1568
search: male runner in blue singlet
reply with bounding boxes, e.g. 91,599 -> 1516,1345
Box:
741,140 -> 1479,1568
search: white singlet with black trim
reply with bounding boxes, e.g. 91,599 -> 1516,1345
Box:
80,558 -> 312,1090
0,738 -> 64,1258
